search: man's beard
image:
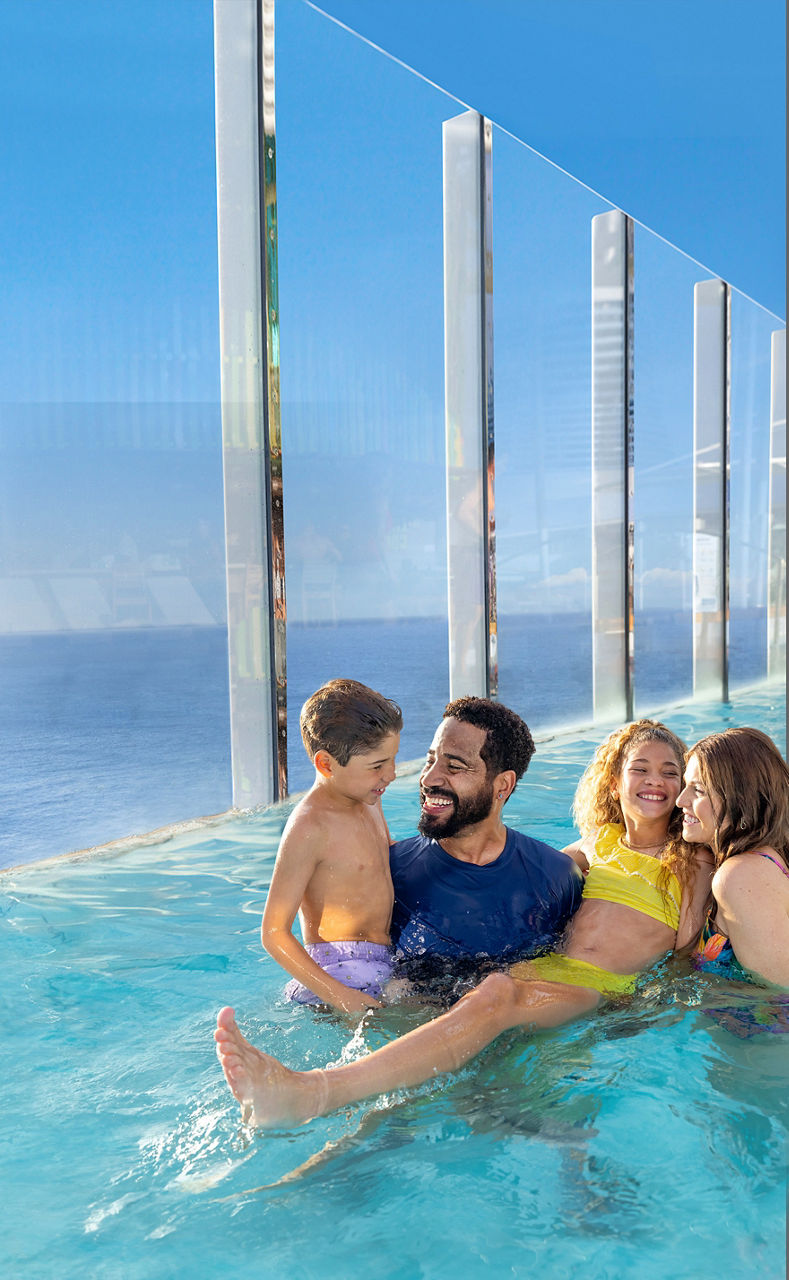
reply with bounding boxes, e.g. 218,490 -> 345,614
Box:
418,777 -> 495,839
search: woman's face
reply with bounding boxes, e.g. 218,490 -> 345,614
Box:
615,739 -> 682,825
677,754 -> 721,844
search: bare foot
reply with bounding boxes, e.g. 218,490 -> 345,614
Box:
214,1007 -> 328,1129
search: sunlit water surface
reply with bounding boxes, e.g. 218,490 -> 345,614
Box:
2,686 -> 786,1278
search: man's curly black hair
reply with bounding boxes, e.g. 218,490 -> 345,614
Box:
443,696 -> 535,781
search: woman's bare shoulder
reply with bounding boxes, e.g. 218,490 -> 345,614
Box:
714,847 -> 789,893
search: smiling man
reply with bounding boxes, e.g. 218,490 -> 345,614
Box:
389,697 -> 584,992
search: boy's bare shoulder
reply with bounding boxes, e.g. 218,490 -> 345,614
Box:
280,786 -> 370,845
280,791 -> 335,846
283,783 -> 330,824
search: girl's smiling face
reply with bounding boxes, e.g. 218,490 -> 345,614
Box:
676,754 -> 720,844
615,739 -> 682,824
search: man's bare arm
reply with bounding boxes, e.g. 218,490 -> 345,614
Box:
562,832 -> 592,874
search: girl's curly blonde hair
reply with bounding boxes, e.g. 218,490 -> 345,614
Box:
572,719 -> 697,896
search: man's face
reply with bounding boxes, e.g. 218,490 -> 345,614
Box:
418,717 -> 496,838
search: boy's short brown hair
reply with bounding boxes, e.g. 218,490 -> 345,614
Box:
300,678 -> 403,766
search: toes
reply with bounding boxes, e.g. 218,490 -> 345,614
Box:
216,1006 -> 237,1031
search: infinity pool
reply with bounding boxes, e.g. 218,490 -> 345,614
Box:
3,685 -> 786,1278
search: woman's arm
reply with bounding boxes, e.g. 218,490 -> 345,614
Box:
674,848 -> 714,950
712,852 -> 789,987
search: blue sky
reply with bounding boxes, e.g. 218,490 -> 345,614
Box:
0,0 -> 781,842
317,0 -> 785,318
1,0 -> 782,410
0,0 -> 782,635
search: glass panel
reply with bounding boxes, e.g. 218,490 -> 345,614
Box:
631,227 -> 698,711
0,1 -> 229,867
276,1 -> 452,789
768,329 -> 786,679
493,129 -> 609,731
728,290 -> 777,689
4,0 -> 783,869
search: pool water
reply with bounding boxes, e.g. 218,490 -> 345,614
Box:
2,685 -> 786,1278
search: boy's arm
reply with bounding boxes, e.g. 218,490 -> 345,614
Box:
261,819 -> 382,1013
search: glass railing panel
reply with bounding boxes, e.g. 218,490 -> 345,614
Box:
631,227 -> 699,712
728,290 -> 779,689
0,1 -> 229,867
276,1 -> 454,787
4,0 -> 783,866
493,129 -> 610,731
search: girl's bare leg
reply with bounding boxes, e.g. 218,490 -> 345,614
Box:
215,972 -> 600,1129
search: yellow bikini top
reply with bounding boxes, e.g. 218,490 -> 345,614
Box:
584,824 -> 681,931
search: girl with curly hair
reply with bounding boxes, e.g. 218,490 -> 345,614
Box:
215,720 -> 715,1129
564,718 -> 703,934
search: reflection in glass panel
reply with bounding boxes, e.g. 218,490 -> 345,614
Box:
768,330 -> 786,679
493,128 -> 609,732
632,228 -> 698,711
728,291 -> 778,690
0,1 -> 229,867
276,2 -> 451,788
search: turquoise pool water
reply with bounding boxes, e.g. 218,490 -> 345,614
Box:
3,685 -> 786,1278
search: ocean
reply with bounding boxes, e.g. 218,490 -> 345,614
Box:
0,611 -> 776,868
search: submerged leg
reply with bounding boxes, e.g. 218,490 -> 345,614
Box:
216,974 -> 600,1129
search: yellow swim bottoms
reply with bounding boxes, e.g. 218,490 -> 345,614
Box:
509,953 -> 637,996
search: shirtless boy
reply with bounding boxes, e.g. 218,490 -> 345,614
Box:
261,678 -> 402,1014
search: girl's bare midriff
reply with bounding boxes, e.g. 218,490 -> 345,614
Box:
561,898 -> 677,974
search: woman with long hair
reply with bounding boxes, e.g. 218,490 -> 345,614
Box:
680,726 -> 789,988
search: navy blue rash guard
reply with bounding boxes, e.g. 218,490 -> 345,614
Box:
389,829 -> 583,969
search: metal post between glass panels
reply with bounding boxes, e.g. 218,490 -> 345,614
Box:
591,210 -> 634,722
214,0 -> 287,807
768,329 -> 786,681
443,111 -> 497,701
692,279 -> 730,701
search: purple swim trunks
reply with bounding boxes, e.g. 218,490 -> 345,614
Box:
283,940 -> 395,1005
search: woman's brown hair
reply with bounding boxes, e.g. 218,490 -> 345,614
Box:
688,727 -> 789,869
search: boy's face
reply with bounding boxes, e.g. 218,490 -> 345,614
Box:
328,732 -> 400,805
